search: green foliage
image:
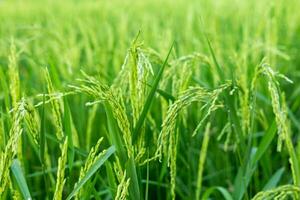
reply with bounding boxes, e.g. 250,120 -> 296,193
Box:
0,0 -> 300,199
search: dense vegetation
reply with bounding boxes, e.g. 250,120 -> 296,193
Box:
1,0 -> 300,199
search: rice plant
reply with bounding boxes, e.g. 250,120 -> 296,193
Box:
0,0 -> 300,199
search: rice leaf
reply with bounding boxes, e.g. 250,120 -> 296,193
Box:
195,123 -> 211,200
125,157 -> 141,200
63,96 -> 74,172
263,167 -> 285,191
39,93 -> 46,164
201,186 -> 233,200
233,120 -> 277,200
66,145 -> 116,200
11,159 -> 32,200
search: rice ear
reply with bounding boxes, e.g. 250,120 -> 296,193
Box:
53,137 -> 68,200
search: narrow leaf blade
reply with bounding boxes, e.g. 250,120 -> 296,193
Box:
11,159 -> 32,200
263,167 -> 285,190
63,96 -> 74,171
66,146 -> 116,200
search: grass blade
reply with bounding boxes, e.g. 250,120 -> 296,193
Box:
233,120 -> 277,200
63,96 -> 75,172
11,159 -> 32,200
196,123 -> 211,200
204,34 -> 225,82
251,120 -> 277,166
202,186 -> 233,200
125,157 -> 141,200
263,167 -> 285,191
39,93 -> 46,164
105,162 -> 117,197
66,145 -> 116,200
104,103 -> 127,163
144,82 -> 176,102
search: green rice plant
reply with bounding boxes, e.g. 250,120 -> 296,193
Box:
53,137 -> 68,200
44,68 -> 64,142
24,102 -> 40,146
0,112 -> 5,150
261,63 -> 300,186
66,145 -> 116,200
1,0 -> 300,199
280,94 -> 300,187
8,39 -> 20,108
115,170 -> 130,200
0,99 -> 26,195
74,137 -> 103,199
156,84 -> 228,200
114,157 -> 131,200
261,63 -> 293,152
195,122 -> 211,200
156,86 -> 208,161
86,104 -> 98,150
69,72 -> 133,157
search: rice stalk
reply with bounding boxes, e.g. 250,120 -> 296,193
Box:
53,137 -> 68,200
7,38 -> 23,172
112,154 -> 138,200
0,99 -> 26,195
156,87 -> 208,200
261,62 -> 293,152
281,94 -> 300,187
24,102 -> 40,145
8,39 -> 20,108
169,128 -> 178,200
192,86 -> 226,137
44,68 -> 64,141
195,122 -> 211,200
0,112 -> 5,150
261,63 -> 300,186
114,169 -> 130,200
86,104 -> 98,149
156,86 -> 209,161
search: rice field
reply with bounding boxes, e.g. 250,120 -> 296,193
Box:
1,0 -> 300,199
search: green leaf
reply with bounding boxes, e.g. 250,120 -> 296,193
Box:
263,167 -> 285,190
144,82 -> 176,102
105,162 -> 117,197
201,186 -> 233,200
204,34 -> 225,82
132,42 -> 174,143
63,96 -> 74,172
125,156 -> 141,200
251,120 -> 277,166
233,120 -> 277,200
104,103 -> 127,164
11,159 -> 32,200
39,93 -> 46,165
104,102 -> 141,200
66,145 -> 116,200
145,151 -> 150,200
